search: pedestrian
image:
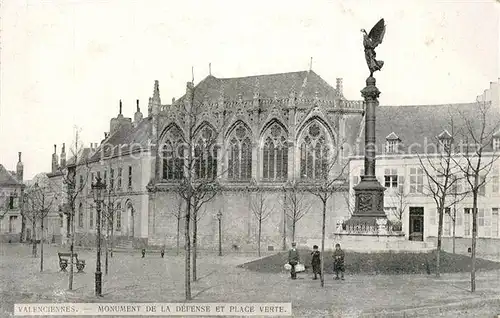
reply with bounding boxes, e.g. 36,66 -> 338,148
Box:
288,242 -> 300,280
141,248 -> 146,258
333,243 -> 345,280
311,245 -> 321,280
160,248 -> 165,258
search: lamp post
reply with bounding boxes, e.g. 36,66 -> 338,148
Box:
217,210 -> 222,256
91,177 -> 106,297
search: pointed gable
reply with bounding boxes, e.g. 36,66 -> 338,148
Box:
385,132 -> 400,141
0,164 -> 22,186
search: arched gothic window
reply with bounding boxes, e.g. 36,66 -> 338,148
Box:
262,123 -> 288,181
162,126 -> 185,180
194,126 -> 218,180
300,122 -> 330,179
228,125 -> 252,180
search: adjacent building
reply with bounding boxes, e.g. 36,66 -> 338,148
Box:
0,153 -> 25,242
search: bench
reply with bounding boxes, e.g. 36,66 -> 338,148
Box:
58,252 -> 86,273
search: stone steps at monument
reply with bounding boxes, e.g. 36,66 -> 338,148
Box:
306,236 -> 436,253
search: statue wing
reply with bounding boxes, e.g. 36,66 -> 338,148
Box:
368,18 -> 386,47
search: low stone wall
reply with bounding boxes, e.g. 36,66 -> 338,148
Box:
428,236 -> 500,259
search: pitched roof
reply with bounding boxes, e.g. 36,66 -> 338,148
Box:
355,103 -> 500,155
176,70 -> 339,104
0,164 -> 22,186
88,117 -> 153,162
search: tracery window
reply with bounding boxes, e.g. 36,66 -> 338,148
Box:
262,123 -> 288,181
228,125 -> 252,180
162,126 -> 185,180
194,126 -> 218,180
300,122 -> 330,180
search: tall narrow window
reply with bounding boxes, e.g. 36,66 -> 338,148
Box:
385,132 -> 400,153
128,166 -> 132,189
162,126 -> 185,180
117,167 -> 122,191
116,202 -> 122,231
110,169 -> 115,190
300,122 -> 329,180
194,126 -> 218,180
492,208 -> 499,237
409,167 -> 424,194
227,125 -> 252,180
444,208 -> 451,236
262,123 -> 288,181
464,208 -> 471,236
384,168 -> 398,188
103,169 -> 107,187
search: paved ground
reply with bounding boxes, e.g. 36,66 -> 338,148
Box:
1,243 -> 500,317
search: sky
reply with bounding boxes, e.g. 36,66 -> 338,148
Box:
0,0 -> 499,180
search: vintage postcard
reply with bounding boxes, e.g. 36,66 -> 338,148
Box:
1,1 -> 500,317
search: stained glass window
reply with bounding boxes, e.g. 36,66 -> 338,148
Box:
228,125 -> 252,180
262,123 -> 288,181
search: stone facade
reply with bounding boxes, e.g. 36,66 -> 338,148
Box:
0,153 -> 24,242
51,70 -> 365,251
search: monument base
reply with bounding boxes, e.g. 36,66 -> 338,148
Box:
331,232 -> 435,253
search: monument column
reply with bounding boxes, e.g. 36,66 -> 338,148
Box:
345,76 -> 386,226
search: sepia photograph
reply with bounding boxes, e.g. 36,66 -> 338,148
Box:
1,0 -> 499,317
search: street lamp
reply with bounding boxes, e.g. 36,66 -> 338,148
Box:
217,210 -> 222,256
91,176 -> 106,297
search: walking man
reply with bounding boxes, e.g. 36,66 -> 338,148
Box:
288,242 -> 300,280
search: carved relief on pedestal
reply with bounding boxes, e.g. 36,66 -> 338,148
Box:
358,193 -> 372,213
376,193 -> 384,212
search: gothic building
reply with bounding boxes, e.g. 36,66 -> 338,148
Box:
57,70 -> 365,250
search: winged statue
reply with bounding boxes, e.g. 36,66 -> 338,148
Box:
361,19 -> 386,77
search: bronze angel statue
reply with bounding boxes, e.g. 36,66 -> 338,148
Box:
361,19 -> 386,77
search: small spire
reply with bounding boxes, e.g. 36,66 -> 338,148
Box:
18,152 -> 22,162
136,99 -> 140,112
309,57 -> 313,71
191,66 -> 194,83
153,81 -> 160,100
119,99 -> 122,115
54,144 -> 57,154
209,63 -> 212,76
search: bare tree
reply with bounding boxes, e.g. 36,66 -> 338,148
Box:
24,174 -> 58,272
192,203 -> 209,281
392,186 -> 408,225
163,81 -> 225,300
283,185 -> 311,243
418,117 -> 467,277
170,196 -> 184,256
445,176 -> 468,254
250,189 -> 273,257
454,101 -> 500,292
22,190 -> 38,257
306,147 -> 349,288
58,128 -> 92,291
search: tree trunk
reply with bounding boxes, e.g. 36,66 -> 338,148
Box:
452,218 -> 456,254
105,224 -> 109,275
292,220 -> 296,243
258,219 -> 262,257
320,199 -> 326,288
177,216 -> 180,256
68,210 -> 75,291
436,204 -> 444,277
192,210 -> 198,282
40,221 -> 44,272
184,197 -> 192,300
471,191 -> 478,292
32,215 -> 37,258
110,213 -> 114,258
20,214 -> 26,243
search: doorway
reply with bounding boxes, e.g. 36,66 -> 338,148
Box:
409,207 -> 424,241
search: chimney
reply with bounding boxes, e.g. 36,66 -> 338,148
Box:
336,78 -> 343,97
16,152 -> 24,182
60,143 -> 66,168
51,144 -> 59,173
134,99 -> 143,126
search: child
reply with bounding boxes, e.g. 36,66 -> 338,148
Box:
288,242 -> 300,280
160,248 -> 165,258
311,245 -> 321,280
332,243 -> 345,280
141,248 -> 146,258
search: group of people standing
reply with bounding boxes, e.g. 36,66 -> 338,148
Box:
287,242 -> 345,280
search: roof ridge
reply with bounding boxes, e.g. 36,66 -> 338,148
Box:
217,70 -> 308,81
